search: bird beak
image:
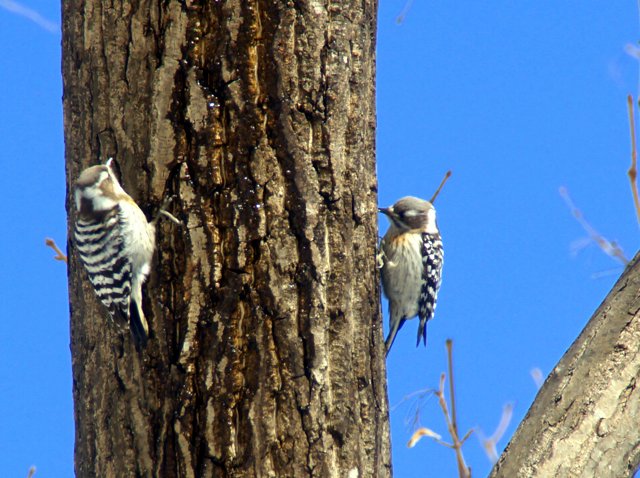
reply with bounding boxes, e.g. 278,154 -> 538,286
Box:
378,206 -> 393,217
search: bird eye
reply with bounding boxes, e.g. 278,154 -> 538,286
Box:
401,209 -> 418,218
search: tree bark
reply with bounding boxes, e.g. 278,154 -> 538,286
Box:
62,1 -> 389,477
490,253 -> 640,477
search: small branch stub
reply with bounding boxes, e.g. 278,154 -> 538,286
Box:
45,238 -> 68,263
479,403 -> 514,464
430,170 -> 452,204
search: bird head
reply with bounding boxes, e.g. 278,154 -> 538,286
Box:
379,196 -> 438,234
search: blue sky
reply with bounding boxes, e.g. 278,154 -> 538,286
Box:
1,1 -> 638,477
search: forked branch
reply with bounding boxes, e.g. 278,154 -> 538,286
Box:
559,188 -> 629,265
407,340 -> 473,478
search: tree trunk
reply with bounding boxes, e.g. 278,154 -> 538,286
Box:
62,1 -> 389,477
490,253 -> 640,477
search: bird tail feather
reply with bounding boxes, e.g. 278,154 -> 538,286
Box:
416,318 -> 428,347
129,299 -> 149,349
385,316 -> 406,357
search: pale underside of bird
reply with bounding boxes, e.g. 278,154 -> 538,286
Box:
379,196 -> 444,356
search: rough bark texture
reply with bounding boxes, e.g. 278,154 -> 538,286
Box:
490,253 -> 640,477
62,1 -> 389,477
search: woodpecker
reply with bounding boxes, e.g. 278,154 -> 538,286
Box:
73,158 -> 156,347
379,196 -> 444,356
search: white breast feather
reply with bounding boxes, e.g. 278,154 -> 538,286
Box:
382,232 -> 423,321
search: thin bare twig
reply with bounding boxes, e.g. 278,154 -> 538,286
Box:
391,387 -> 435,411
435,372 -> 472,478
446,339 -> 459,439
404,341 -> 472,477
395,0 -> 415,24
45,238 -> 67,263
442,341 -> 472,478
430,170 -> 452,204
460,428 -> 474,444
478,403 -> 514,464
530,367 -> 544,390
559,187 -> 629,265
408,427 -> 442,447
627,95 -> 640,225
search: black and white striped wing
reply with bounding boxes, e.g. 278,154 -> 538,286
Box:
417,232 -> 444,345
74,208 -> 132,323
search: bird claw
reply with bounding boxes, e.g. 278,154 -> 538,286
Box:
158,209 -> 182,226
376,248 -> 386,269
155,196 -> 183,226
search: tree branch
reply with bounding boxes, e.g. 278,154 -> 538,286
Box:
490,253 -> 640,477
